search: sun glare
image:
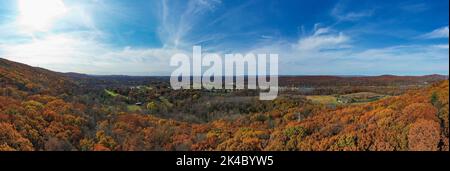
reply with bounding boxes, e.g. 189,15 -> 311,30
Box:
18,0 -> 67,32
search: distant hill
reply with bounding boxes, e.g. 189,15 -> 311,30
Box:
278,75 -> 448,87
0,58 -> 78,95
2,58 -> 448,92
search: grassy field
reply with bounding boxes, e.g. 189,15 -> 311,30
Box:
338,92 -> 386,103
307,92 -> 387,105
104,89 -> 119,97
127,105 -> 142,112
306,95 -> 338,105
104,89 -> 131,100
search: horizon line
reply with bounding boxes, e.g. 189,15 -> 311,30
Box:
1,57 -> 449,78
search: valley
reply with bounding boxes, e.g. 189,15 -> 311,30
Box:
0,58 -> 448,151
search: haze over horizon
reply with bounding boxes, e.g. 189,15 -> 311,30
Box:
0,0 -> 449,76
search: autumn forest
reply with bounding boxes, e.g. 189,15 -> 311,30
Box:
0,58 -> 448,151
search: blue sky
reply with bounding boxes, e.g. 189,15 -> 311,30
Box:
0,0 -> 448,75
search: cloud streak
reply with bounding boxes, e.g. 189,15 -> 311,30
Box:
295,27 -> 350,51
1,33 -> 185,75
245,24 -> 449,75
419,26 -> 449,39
159,0 -> 221,48
331,2 -> 374,22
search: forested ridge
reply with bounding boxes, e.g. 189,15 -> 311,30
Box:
0,58 -> 448,151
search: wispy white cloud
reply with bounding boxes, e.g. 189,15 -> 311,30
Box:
1,0 -> 232,75
340,45 -> 449,75
243,25 -> 448,75
159,0 -> 221,48
294,26 -> 350,51
0,0 -> 187,75
331,2 -> 374,22
0,33 -> 184,75
284,44 -> 449,75
432,44 -> 449,49
419,26 -> 449,39
400,3 -> 429,13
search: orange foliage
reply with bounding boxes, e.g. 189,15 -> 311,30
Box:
408,119 -> 441,151
0,57 -> 448,151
